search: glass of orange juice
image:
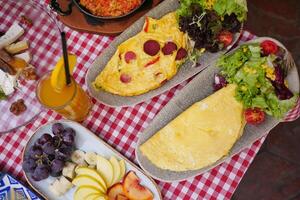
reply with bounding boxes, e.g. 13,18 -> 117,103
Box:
36,55 -> 91,121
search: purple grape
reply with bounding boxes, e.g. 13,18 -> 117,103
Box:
22,158 -> 37,173
52,123 -> 64,135
32,165 -> 50,181
35,133 -> 53,146
55,147 -> 72,160
42,141 -> 56,155
29,146 -> 43,160
63,128 -> 76,137
51,159 -> 65,174
62,133 -> 74,146
50,170 -> 62,177
52,135 -> 62,149
48,154 -> 55,161
60,143 -> 70,149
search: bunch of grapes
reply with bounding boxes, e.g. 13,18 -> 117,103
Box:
23,123 -> 76,181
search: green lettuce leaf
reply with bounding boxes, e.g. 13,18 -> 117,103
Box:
213,0 -> 248,22
218,43 -> 298,119
177,0 -> 247,22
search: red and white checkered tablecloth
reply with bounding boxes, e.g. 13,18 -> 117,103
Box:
1,1 -> 300,199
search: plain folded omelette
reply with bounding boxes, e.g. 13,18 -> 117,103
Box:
139,84 -> 245,171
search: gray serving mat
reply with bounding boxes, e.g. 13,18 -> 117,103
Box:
85,0 -> 242,107
135,37 -> 300,182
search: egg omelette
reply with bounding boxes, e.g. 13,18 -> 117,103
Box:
139,84 -> 246,171
93,12 -> 189,96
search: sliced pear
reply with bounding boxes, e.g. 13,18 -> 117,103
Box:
75,167 -> 107,193
110,156 -> 121,185
74,186 -> 102,200
119,160 -> 126,182
96,155 -> 114,187
72,175 -> 105,192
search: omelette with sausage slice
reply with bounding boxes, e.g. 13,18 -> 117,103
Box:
93,12 -> 189,96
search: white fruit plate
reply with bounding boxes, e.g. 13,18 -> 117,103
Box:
22,120 -> 162,200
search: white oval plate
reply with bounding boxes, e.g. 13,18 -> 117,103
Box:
136,37 -> 300,182
85,0 -> 243,107
22,120 -> 162,200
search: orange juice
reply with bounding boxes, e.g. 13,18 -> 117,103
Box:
36,72 -> 91,121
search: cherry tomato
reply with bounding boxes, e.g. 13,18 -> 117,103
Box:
218,30 -> 233,47
245,108 -> 265,125
260,40 -> 278,56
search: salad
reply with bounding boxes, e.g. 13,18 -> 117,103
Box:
214,39 -> 298,124
177,0 -> 247,53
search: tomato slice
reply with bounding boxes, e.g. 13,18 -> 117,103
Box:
245,108 -> 265,125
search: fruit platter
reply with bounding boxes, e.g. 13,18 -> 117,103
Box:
22,120 -> 162,200
136,37 -> 299,181
86,0 -> 247,107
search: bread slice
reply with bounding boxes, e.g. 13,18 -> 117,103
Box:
5,40 -> 29,54
0,23 -> 24,49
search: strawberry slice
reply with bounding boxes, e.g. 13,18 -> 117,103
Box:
144,56 -> 160,67
218,30 -> 233,47
245,108 -> 265,125
260,40 -> 278,56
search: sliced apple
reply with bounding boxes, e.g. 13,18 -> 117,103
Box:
110,156 -> 121,184
123,171 -> 154,200
72,175 -> 105,192
119,160 -> 126,182
75,167 -> 107,193
74,186 -> 102,200
85,193 -> 103,200
107,183 -> 125,200
96,155 -> 114,187
117,194 -> 129,200
93,196 -> 107,200
86,193 -> 107,200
